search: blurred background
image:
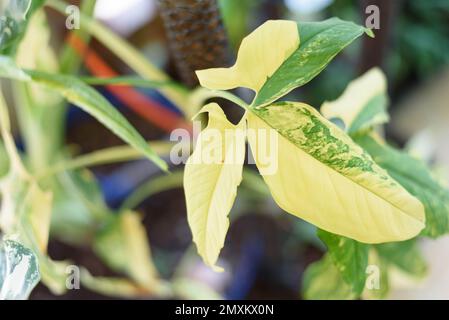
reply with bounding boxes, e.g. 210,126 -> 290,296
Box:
30,0 -> 449,299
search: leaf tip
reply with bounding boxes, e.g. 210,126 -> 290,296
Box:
365,28 -> 375,38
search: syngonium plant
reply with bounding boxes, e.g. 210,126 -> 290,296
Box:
302,66 -> 449,299
0,0 -> 447,301
184,19 -> 435,277
185,18 -> 449,299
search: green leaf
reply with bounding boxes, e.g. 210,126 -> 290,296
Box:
321,68 -> 389,135
0,239 -> 40,300
348,94 -> 388,134
302,254 -> 356,300
363,249 -> 389,299
0,56 -> 168,171
317,229 -> 369,295
197,18 -> 369,107
7,177 -> 69,294
0,55 -> 30,79
0,88 -> 69,295
93,211 -> 160,290
0,0 -> 45,55
247,101 -> 425,243
253,18 -> 369,107
355,135 -> 449,237
375,239 -> 427,277
80,76 -> 184,91
0,141 -> 9,177
48,0 -> 189,114
50,169 -> 109,246
172,277 -> 222,300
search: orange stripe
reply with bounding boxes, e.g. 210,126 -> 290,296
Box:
67,34 -> 191,133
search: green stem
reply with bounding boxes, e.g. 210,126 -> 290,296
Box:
214,90 -> 250,110
37,141 -> 175,179
80,76 -> 183,91
119,170 -> 184,211
196,89 -> 250,111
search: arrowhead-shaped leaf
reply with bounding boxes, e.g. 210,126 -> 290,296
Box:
197,18 -> 369,107
321,68 -> 389,135
318,229 -> 369,295
184,103 -> 246,271
247,101 -> 425,243
302,254 -> 356,300
94,211 -> 160,289
355,134 -> 449,238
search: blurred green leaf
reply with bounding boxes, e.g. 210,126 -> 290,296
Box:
318,229 -> 369,295
218,0 -> 257,50
0,56 -> 168,171
302,254 -> 356,300
375,240 -> 427,277
0,89 -> 68,295
1,173 -> 70,294
363,249 -> 390,300
80,76 -> 184,92
93,211 -> 163,292
50,169 -> 109,246
0,55 -> 30,79
321,68 -> 389,136
0,141 -> 9,177
172,277 -> 222,300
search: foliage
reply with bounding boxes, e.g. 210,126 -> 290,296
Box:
0,0 -> 183,299
302,67 -> 444,300
186,17 -> 449,300
0,0 -> 447,301
186,18 -> 427,274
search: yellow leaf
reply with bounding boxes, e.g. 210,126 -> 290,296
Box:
23,182 -> 52,253
94,211 -> 159,288
247,102 -> 425,243
321,68 -> 388,133
196,20 -> 299,93
184,103 -> 246,271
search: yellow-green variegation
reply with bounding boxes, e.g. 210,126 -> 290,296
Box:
186,18 -> 426,271
197,18 -> 371,108
248,102 -> 425,243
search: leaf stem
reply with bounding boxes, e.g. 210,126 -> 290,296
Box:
119,170 -> 184,211
37,141 -> 175,179
200,89 -> 250,111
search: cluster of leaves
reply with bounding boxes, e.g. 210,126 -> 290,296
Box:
0,0 -> 191,299
184,18 -> 449,299
302,67 -> 449,299
1,0 -> 447,301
